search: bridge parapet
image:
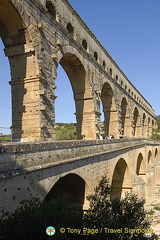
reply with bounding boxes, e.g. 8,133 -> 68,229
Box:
0,139 -> 159,179
0,138 -> 160,213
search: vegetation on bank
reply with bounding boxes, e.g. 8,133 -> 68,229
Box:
0,123 -> 77,142
55,123 -> 77,140
0,176 -> 157,240
0,134 -> 11,142
56,116 -> 160,141
0,115 -> 160,142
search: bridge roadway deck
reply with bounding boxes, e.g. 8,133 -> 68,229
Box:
0,138 -> 159,178
1,138 -> 160,213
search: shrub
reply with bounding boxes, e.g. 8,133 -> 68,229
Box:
0,176 -> 158,240
0,197 -> 82,240
83,176 -> 158,240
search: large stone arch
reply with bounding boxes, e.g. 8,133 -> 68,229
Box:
142,113 -> 147,138
133,107 -> 141,137
0,0 -> 42,142
111,158 -> 132,200
120,97 -> 132,137
45,173 -> 85,209
101,82 -> 119,138
56,50 -> 96,140
148,117 -> 153,138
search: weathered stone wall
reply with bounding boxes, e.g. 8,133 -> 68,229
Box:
0,139 -> 160,213
0,138 -> 151,174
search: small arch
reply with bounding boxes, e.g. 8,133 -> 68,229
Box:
155,148 -> 158,161
110,68 -> 112,76
133,153 -> 146,199
94,51 -> 98,61
136,153 -> 146,175
128,89 -> 130,93
103,60 -> 106,69
148,150 -> 152,165
66,23 -> 74,37
125,85 -> 127,90
120,80 -> 123,86
46,1 -> 56,19
116,75 -> 118,81
148,117 -> 150,125
111,158 -> 132,200
82,39 -> 87,50
45,173 -> 85,209
143,113 -> 146,123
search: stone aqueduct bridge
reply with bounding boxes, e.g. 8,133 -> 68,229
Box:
0,139 -> 160,212
0,0 -> 159,214
0,0 -> 157,142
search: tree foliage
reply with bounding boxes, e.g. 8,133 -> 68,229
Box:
55,123 -> 77,140
83,176 -> 157,240
150,134 -> 160,141
0,176 -> 157,240
0,134 -> 11,142
0,197 -> 82,240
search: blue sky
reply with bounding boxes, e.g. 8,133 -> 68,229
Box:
0,0 -> 160,133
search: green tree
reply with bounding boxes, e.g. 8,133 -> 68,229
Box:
55,123 -> 76,140
0,197 -> 82,240
83,176 -> 157,240
150,134 -> 160,141
0,177 -> 158,240
0,134 -> 11,142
